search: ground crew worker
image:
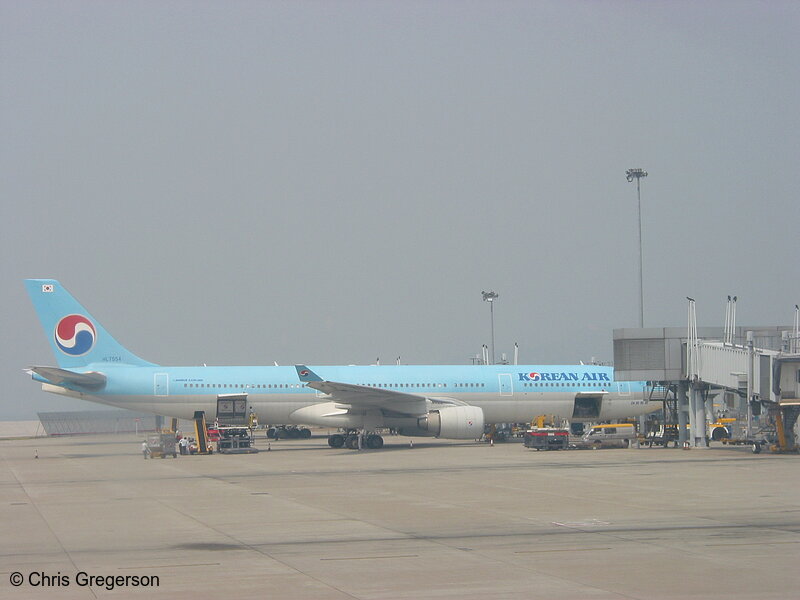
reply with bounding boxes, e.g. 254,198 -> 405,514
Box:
142,441 -> 150,459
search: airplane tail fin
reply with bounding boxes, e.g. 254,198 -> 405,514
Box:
25,279 -> 157,368
295,365 -> 323,382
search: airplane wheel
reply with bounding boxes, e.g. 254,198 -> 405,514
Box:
345,436 -> 360,450
267,427 -> 277,439
328,434 -> 345,448
300,428 -> 312,439
366,434 -> 384,449
752,443 -> 761,454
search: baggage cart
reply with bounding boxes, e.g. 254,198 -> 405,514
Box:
147,432 -> 178,458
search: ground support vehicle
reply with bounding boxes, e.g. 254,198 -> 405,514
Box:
718,402 -> 799,454
523,428 -> 570,451
146,432 -> 177,458
719,436 -> 771,453
639,425 -> 680,448
582,423 -> 636,448
217,427 -> 258,454
708,418 -> 737,441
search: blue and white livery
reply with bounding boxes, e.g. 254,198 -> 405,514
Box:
25,280 -> 656,449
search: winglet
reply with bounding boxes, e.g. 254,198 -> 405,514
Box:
295,365 -> 323,383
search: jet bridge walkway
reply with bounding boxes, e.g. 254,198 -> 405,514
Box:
614,325 -> 799,449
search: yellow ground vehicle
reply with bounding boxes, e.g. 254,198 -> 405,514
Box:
708,418 -> 736,441
146,432 -> 177,458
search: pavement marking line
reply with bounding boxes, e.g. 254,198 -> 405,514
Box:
703,541 -> 800,547
514,548 -> 612,554
320,555 -> 419,561
552,520 -> 611,528
117,563 -> 221,569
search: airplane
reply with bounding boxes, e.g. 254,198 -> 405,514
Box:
24,279 -> 657,449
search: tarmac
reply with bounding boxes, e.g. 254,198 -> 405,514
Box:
1,432 -> 798,599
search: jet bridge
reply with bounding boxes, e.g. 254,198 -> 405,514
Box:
614,325 -> 798,449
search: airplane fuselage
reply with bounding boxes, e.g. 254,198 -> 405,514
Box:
36,364 -> 652,427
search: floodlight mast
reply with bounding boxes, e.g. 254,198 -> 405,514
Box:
481,291 -> 499,365
626,168 -> 648,328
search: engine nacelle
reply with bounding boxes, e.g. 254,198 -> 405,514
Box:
289,402 -> 360,428
418,406 -> 484,439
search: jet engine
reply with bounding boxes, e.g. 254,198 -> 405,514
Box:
418,406 -> 484,439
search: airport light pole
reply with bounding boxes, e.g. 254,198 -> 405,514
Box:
482,291 -> 499,364
626,168 -> 648,328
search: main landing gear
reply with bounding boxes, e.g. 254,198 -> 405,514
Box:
328,430 -> 384,450
267,426 -> 312,440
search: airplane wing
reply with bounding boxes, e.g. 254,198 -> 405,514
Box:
295,365 -> 428,417
27,366 -> 106,388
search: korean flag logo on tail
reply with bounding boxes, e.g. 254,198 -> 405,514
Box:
54,314 -> 97,356
42,284 -> 54,293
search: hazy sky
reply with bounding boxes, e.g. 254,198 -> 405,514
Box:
2,1 -> 798,419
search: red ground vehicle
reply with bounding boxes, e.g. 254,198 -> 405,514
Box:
523,428 -> 570,450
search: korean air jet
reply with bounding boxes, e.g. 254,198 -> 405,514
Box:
25,280 -> 656,449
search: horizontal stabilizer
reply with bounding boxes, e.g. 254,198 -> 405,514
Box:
28,366 -> 106,388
